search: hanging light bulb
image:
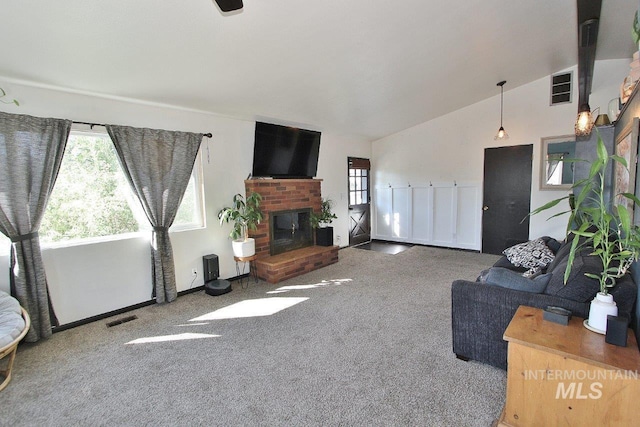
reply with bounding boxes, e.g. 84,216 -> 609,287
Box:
575,103 -> 594,136
494,81 -> 509,140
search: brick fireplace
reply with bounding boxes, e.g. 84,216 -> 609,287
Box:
245,179 -> 339,283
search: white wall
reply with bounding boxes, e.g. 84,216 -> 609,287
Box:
0,81 -> 370,324
372,59 -> 631,243
0,59 -> 628,324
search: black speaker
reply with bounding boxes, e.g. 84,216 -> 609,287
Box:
203,254 -> 219,282
605,315 -> 628,347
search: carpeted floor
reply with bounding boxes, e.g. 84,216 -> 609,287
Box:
353,240 -> 413,255
1,246 -> 505,426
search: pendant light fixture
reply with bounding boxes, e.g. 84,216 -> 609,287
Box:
574,103 -> 595,136
494,80 -> 509,140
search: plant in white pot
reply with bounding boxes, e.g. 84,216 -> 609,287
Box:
310,198 -> 337,246
218,192 -> 263,257
531,134 -> 640,333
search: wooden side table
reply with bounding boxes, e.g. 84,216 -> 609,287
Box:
497,306 -> 640,427
234,254 -> 258,289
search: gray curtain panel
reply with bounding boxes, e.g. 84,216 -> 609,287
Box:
0,111 -> 71,342
106,125 -> 202,303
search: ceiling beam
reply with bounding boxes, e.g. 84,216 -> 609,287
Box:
576,0 -> 602,107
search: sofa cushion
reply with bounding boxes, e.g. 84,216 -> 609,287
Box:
483,267 -> 552,293
0,310 -> 26,348
503,238 -> 555,275
492,256 -> 528,273
0,290 -> 21,315
544,237 -> 562,254
0,290 -> 27,349
546,239 -> 572,273
544,251 -> 601,302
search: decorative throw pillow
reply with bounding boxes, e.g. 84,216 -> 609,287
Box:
484,267 -> 552,293
503,238 -> 555,275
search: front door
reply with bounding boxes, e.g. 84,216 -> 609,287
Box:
482,145 -> 533,254
348,157 -> 371,246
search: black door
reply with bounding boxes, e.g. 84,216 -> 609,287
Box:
348,157 -> 371,246
482,145 -> 533,254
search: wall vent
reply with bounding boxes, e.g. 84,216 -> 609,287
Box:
106,315 -> 138,327
550,72 -> 573,105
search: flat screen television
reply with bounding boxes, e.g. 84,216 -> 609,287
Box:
252,121 -> 321,178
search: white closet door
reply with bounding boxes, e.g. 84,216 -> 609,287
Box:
374,187 -> 392,239
411,187 -> 431,243
391,187 -> 410,240
456,185 -> 481,249
432,186 -> 455,246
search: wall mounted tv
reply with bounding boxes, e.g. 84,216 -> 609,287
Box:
252,121 -> 321,179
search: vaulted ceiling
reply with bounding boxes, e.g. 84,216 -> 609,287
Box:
0,0 -> 637,140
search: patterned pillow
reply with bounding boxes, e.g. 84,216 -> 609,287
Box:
503,238 -> 555,276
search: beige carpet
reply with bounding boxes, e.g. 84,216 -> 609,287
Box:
1,245 -> 505,426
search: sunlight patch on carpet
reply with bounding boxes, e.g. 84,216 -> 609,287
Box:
175,323 -> 209,327
125,333 -> 220,345
189,297 -> 308,321
266,278 -> 353,294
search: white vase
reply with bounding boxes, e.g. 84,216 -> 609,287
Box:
587,292 -> 618,333
232,238 -> 255,258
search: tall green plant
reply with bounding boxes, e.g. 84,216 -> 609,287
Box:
218,192 -> 263,241
530,133 -> 640,294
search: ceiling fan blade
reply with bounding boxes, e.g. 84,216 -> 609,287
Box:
215,0 -> 243,12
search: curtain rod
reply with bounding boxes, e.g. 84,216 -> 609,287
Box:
72,121 -> 212,138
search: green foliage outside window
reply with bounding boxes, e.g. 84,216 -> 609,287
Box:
0,131 -> 202,251
40,134 -> 139,243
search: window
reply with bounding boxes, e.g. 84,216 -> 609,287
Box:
36,129 -> 204,246
171,160 -> 205,231
0,129 -> 203,254
39,131 -> 138,244
349,165 -> 369,206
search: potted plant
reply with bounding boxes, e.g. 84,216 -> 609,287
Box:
218,192 -> 263,257
531,133 -> 640,332
310,198 -> 338,246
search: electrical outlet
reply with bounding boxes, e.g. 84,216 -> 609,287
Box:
191,268 -> 197,277
336,235 -> 341,243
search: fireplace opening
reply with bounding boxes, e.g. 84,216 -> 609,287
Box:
269,208 -> 313,255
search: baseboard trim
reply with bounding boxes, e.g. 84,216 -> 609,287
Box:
52,274 -> 248,333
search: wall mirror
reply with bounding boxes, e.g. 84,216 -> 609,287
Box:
540,135 -> 576,190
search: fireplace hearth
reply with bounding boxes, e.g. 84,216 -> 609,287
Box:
269,208 -> 313,255
245,179 -> 338,283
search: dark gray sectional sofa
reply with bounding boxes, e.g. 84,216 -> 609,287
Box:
451,236 -> 638,370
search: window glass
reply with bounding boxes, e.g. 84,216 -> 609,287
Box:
0,233 -> 9,255
38,130 -> 204,246
40,132 -> 139,244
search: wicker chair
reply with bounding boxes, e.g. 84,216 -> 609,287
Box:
0,294 -> 30,392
